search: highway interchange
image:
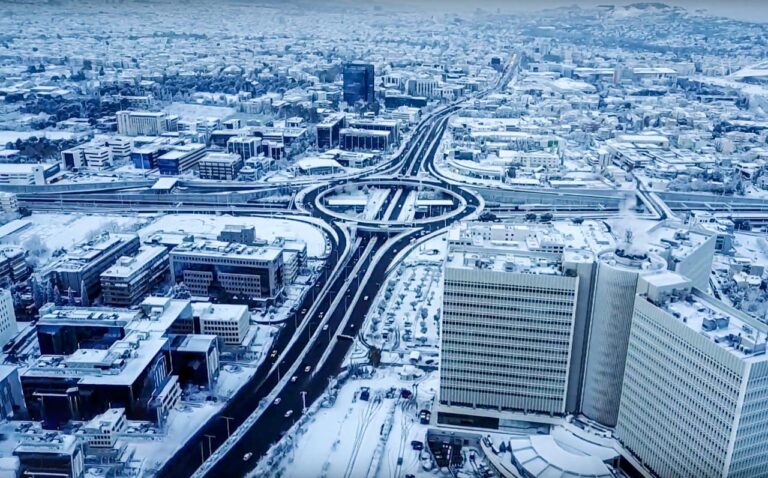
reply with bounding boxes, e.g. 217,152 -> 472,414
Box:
9,52 -> 768,477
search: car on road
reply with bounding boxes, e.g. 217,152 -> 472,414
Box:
291,376 -> 298,382
363,295 -> 369,301
273,398 -> 281,405
322,324 -> 329,331
243,452 -> 253,461
300,308 -> 307,315
304,365 -> 312,373
284,410 -> 293,418
270,350 -> 278,359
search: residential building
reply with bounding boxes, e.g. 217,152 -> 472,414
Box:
100,246 -> 170,306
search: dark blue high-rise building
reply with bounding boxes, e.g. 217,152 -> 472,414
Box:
343,63 -> 375,105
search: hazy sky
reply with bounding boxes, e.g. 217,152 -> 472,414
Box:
383,0 -> 768,23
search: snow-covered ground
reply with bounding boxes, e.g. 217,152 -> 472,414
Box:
1,212 -> 149,262
0,129 -> 84,144
251,367 -> 442,478
252,233 -> 459,478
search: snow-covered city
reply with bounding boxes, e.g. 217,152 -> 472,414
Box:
0,1 -> 767,477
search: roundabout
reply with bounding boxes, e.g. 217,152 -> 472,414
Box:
301,178 -> 483,232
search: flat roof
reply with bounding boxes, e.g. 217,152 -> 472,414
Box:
100,246 -> 167,278
652,288 -> 768,362
171,239 -> 282,262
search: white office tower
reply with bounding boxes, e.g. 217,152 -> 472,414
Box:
645,221 -> 717,290
616,274 -> 768,478
438,238 -> 596,427
581,249 -> 666,427
0,289 -> 17,348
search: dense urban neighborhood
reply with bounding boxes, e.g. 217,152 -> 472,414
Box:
0,1 -> 767,478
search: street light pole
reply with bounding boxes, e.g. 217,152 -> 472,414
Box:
204,434 -> 215,457
221,416 -> 234,438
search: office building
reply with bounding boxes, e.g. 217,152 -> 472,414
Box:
198,152 -> 243,180
437,224 -> 597,427
340,128 -> 392,151
407,78 -> 440,98
0,364 -> 24,419
170,239 -> 285,303
646,221 -> 717,290
82,146 -> 112,169
169,302 -> 249,346
47,233 -> 140,301
21,331 -> 178,428
100,246 -> 170,306
79,408 -> 126,449
316,113 -> 346,149
0,162 -> 59,185
218,224 -> 256,245
14,434 -> 85,478
131,144 -> 167,170
616,274 -> 768,478
226,136 -> 260,160
581,249 -> 666,428
116,110 -> 175,136
347,118 -> 400,144
0,289 -> 17,350
35,307 -> 138,355
0,245 -> 30,283
168,334 -> 219,389
343,63 -> 375,105
61,147 -> 86,169
0,191 -> 19,213
157,143 -> 206,175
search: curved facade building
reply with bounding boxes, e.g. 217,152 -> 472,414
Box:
581,249 -> 666,427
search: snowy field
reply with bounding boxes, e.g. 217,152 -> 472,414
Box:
163,102 -> 236,122
139,214 -> 328,257
0,213 -> 149,262
0,130 -> 83,144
